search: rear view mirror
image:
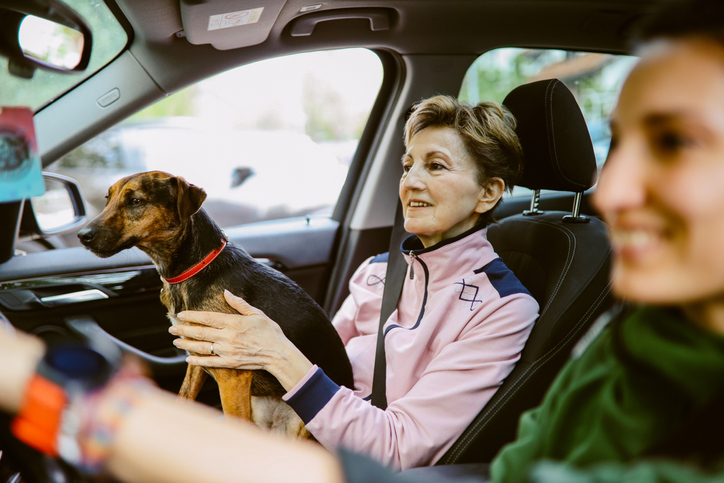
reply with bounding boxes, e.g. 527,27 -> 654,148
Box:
0,0 -> 92,78
18,15 -> 86,71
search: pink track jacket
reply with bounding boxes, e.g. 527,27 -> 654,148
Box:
283,225 -> 539,470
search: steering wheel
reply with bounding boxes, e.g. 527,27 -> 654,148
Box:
0,311 -> 87,483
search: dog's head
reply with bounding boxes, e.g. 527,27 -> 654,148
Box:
77,171 -> 206,258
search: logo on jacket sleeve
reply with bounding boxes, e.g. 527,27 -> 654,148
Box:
454,278 -> 483,311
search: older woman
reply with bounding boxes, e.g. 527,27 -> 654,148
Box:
169,95 -> 540,470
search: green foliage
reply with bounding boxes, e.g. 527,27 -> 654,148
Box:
460,49 -> 633,127
459,52 -> 529,104
56,133 -> 122,168
303,73 -> 345,141
131,88 -> 198,119
302,72 -> 370,142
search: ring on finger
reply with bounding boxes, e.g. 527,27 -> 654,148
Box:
210,342 -> 215,356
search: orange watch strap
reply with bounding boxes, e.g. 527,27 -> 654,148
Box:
12,374 -> 67,456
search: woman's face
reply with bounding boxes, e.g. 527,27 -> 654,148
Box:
593,38 -> 724,315
400,126 -> 502,248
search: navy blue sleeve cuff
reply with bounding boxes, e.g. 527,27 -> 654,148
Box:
286,367 -> 341,424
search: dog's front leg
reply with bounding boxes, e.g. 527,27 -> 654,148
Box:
213,368 -> 254,420
178,363 -> 208,400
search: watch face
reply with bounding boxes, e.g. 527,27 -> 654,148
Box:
44,342 -> 114,389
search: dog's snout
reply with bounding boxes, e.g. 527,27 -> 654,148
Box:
77,226 -> 96,245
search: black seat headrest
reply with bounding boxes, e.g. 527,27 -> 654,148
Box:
503,79 -> 597,192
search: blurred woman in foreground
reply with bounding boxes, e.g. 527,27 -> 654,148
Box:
492,0 -> 724,480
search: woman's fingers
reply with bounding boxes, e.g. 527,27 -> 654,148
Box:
169,323 -> 219,341
185,353 -> 264,369
173,337 -> 216,355
174,291 -> 264,330
176,309 -> 234,328
168,290 -> 292,373
181,339 -> 267,371
224,290 -> 263,317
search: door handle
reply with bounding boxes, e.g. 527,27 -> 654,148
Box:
40,289 -> 108,307
290,8 -> 391,37
66,315 -> 187,375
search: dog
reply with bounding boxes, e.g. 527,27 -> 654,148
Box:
77,170 -> 354,436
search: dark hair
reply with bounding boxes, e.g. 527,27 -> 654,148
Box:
403,95 -> 524,226
633,0 -> 724,48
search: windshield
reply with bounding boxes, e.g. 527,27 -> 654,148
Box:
0,0 -> 127,112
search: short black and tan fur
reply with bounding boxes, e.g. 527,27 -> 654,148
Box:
77,170 -> 353,436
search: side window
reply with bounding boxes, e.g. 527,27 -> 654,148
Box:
459,48 -> 637,172
50,48 -> 383,236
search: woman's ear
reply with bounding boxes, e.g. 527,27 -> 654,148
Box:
475,177 -> 505,214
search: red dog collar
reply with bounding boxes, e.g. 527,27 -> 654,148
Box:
164,239 -> 227,284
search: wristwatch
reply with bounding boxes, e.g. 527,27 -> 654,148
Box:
11,339 -> 120,459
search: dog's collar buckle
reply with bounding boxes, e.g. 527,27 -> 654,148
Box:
164,239 -> 228,285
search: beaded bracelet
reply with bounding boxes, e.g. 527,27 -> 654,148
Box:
59,362 -> 155,474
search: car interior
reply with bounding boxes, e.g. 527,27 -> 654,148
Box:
0,0 -> 669,481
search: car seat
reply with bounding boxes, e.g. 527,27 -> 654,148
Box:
387,80 -> 615,482
435,78 -> 614,466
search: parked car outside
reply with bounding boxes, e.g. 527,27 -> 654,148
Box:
49,117 -> 354,238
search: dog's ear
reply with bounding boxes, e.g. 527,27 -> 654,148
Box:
173,176 -> 207,219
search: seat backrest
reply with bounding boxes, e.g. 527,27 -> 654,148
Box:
438,79 -> 613,464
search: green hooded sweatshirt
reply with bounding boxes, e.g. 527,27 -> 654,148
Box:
491,306 -> 724,483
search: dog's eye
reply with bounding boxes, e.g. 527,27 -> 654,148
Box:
131,198 -> 142,206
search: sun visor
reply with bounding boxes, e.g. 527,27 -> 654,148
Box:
179,0 -> 288,50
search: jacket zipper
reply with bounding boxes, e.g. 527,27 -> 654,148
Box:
386,250 -> 429,336
409,251 -> 418,280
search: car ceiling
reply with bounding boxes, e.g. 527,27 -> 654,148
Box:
112,0 -> 662,97
33,0 -> 666,180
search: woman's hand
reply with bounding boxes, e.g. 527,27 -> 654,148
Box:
169,290 -> 313,391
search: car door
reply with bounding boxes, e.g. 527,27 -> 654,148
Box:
0,48 -> 391,407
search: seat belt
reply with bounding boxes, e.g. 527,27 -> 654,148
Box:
370,202 -> 408,409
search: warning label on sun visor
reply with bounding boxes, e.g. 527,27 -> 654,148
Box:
208,8 -> 264,30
